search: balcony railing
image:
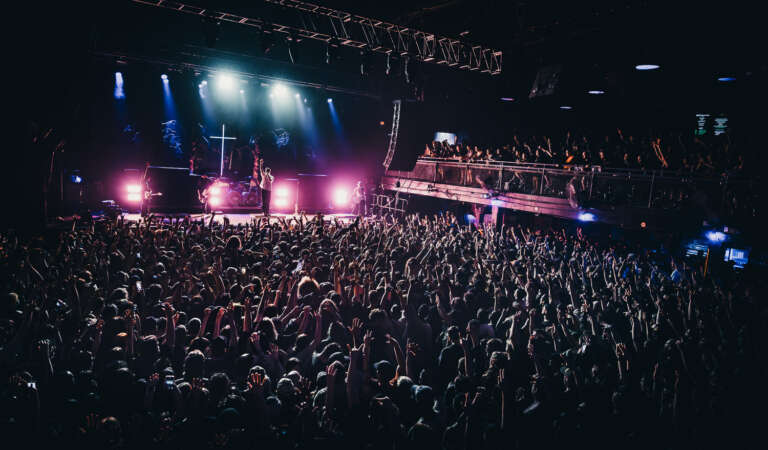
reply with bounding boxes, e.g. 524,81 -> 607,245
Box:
385,158 -> 760,218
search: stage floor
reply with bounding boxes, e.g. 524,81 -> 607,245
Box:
121,212 -> 358,226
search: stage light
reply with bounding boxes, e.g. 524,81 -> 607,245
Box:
71,175 -> 82,184
274,186 -> 290,198
706,231 -> 726,243
717,76 -> 736,82
114,72 -> 125,99
294,93 -> 300,98
274,197 -> 289,208
379,121 -> 385,126
465,214 -> 477,224
216,72 -> 236,91
635,64 -> 660,71
327,98 -> 333,103
332,187 -> 350,207
208,196 -> 222,207
240,89 -> 245,94
640,221 -> 647,228
209,184 -> 223,196
577,212 -> 595,222
161,74 -> 168,81
500,97 -> 515,102
271,83 -> 289,99
125,184 -> 142,194
560,105 -> 573,110
201,80 -> 207,85
126,193 -> 142,203
588,90 -> 604,95
198,83 -> 203,88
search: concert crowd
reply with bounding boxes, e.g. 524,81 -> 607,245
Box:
424,129 -> 747,175
1,213 -> 765,449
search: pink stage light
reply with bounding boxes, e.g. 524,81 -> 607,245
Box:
274,186 -> 290,198
125,183 -> 142,194
332,187 -> 350,207
273,197 -> 289,208
208,184 -> 223,196
208,196 -> 222,207
126,193 -> 142,202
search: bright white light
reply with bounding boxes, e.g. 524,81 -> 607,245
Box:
125,184 -> 142,194
240,89 -> 245,94
635,64 -> 660,71
578,212 -> 596,222
327,98 -> 333,103
161,74 -> 168,81
274,197 -> 289,207
332,188 -> 349,207
588,90 -> 605,95
706,231 -> 726,243
294,93 -> 300,98
303,98 -> 307,103
271,83 -> 289,98
274,186 -> 290,198
208,196 -> 222,207
500,97 -> 515,102
216,72 -> 236,91
201,80 -> 207,85
560,105 -> 572,110
126,193 -> 142,203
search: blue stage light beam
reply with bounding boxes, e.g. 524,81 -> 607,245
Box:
114,72 -> 125,99
162,73 -> 177,120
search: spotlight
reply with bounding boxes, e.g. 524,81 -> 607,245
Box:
717,76 -> 736,82
500,97 -> 515,102
161,74 -> 168,81
126,193 -> 142,203
379,121 -> 385,126
332,187 -> 350,207
114,72 -> 125,99
274,186 -> 290,198
635,64 -> 660,71
587,90 -> 604,95
271,83 -> 289,99
327,98 -> 333,103
208,185 -> 223,196
240,89 -> 245,94
560,105 -> 573,110
705,231 -> 726,243
577,212 -> 595,222
216,73 -> 236,91
640,221 -> 647,228
274,197 -> 289,208
125,184 -> 142,194
208,196 -> 222,207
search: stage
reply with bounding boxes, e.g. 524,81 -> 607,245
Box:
121,212 -> 359,225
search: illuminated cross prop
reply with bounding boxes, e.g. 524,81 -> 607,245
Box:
210,124 -> 236,177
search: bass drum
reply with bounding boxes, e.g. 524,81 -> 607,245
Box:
226,190 -> 242,206
242,190 -> 260,206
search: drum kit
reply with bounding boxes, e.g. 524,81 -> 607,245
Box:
201,177 -> 261,208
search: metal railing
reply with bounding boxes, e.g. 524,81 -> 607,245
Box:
385,158 -> 760,218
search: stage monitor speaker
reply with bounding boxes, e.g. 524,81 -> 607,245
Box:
383,100 -> 434,172
143,166 -> 202,213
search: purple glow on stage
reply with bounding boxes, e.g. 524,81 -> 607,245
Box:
332,187 -> 350,207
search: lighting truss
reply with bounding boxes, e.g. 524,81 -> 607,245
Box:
131,0 -> 502,75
